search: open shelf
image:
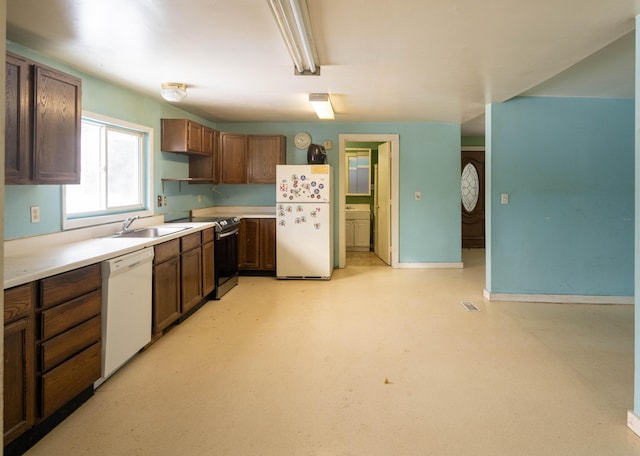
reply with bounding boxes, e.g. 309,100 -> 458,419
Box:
161,178 -> 214,192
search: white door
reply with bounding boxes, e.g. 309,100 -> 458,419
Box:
373,164 -> 378,254
375,142 -> 391,265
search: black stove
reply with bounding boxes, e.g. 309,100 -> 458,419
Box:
168,215 -> 240,299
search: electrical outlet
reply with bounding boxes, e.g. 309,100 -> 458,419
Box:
415,192 -> 422,200
163,196 -> 168,206
30,206 -> 40,223
197,194 -> 203,203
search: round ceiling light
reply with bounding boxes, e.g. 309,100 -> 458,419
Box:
160,82 -> 187,102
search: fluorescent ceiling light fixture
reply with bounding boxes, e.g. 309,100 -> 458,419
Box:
267,0 -> 320,75
309,93 -> 334,119
160,82 -> 187,102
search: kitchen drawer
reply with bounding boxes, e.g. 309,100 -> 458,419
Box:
40,342 -> 101,419
40,315 -> 101,372
181,231 -> 201,252
5,282 -> 35,324
40,263 -> 101,309
154,238 -> 180,264
202,227 -> 214,244
40,289 -> 101,340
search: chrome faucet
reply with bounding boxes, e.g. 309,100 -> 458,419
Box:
122,215 -> 140,232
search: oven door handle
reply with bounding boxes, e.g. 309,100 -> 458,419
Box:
217,228 -> 239,239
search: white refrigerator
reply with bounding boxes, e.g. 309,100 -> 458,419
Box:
276,164 -> 334,279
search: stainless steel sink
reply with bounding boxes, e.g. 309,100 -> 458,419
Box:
111,226 -> 189,238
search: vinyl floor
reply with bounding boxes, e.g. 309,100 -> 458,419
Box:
24,249 -> 640,455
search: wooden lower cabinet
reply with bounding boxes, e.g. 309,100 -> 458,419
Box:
4,282 -> 35,446
259,218 -> 276,271
4,265 -> 102,449
40,342 -> 101,418
202,228 -> 215,296
153,239 -> 181,334
239,218 -> 276,273
38,264 -> 102,420
239,218 -> 260,270
153,229 -> 214,334
40,316 -> 101,373
181,232 -> 203,313
181,246 -> 203,313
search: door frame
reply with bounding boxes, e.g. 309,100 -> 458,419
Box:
338,134 -> 400,268
461,146 -> 486,256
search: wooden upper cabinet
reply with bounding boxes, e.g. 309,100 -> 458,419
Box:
33,66 -> 82,184
164,121 -> 286,184
247,135 -> 285,184
189,128 -> 220,182
5,53 -> 32,184
161,119 -> 211,156
5,52 -> 82,185
219,133 -> 247,184
202,126 -> 215,155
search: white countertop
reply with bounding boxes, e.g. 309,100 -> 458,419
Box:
5,206 -> 277,289
191,205 -> 276,219
4,220 -> 215,289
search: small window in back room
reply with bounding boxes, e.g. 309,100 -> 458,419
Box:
63,112 -> 153,229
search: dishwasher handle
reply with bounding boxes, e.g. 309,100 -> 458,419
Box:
103,248 -> 154,278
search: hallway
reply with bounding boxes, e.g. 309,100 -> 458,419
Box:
24,250 -> 639,455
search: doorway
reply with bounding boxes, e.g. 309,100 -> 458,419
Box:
461,147 -> 485,248
338,134 -> 400,269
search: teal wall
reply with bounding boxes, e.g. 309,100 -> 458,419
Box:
487,96 -> 634,296
215,122 -> 462,264
5,43 -> 462,264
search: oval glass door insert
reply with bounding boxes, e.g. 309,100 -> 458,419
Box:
461,163 -> 479,212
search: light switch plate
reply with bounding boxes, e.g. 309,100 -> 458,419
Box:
501,193 -> 509,205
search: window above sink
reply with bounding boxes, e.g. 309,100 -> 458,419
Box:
63,111 -> 153,230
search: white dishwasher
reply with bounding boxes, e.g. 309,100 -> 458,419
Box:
96,248 -> 154,387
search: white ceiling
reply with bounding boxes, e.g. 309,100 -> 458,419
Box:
6,0 -> 638,136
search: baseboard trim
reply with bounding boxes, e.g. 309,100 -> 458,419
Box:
628,411 -> 640,437
397,262 -> 464,269
483,289 -> 633,305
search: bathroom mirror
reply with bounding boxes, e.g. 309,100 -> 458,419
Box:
345,148 -> 371,196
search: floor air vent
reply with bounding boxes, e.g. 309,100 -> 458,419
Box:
462,301 -> 480,312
